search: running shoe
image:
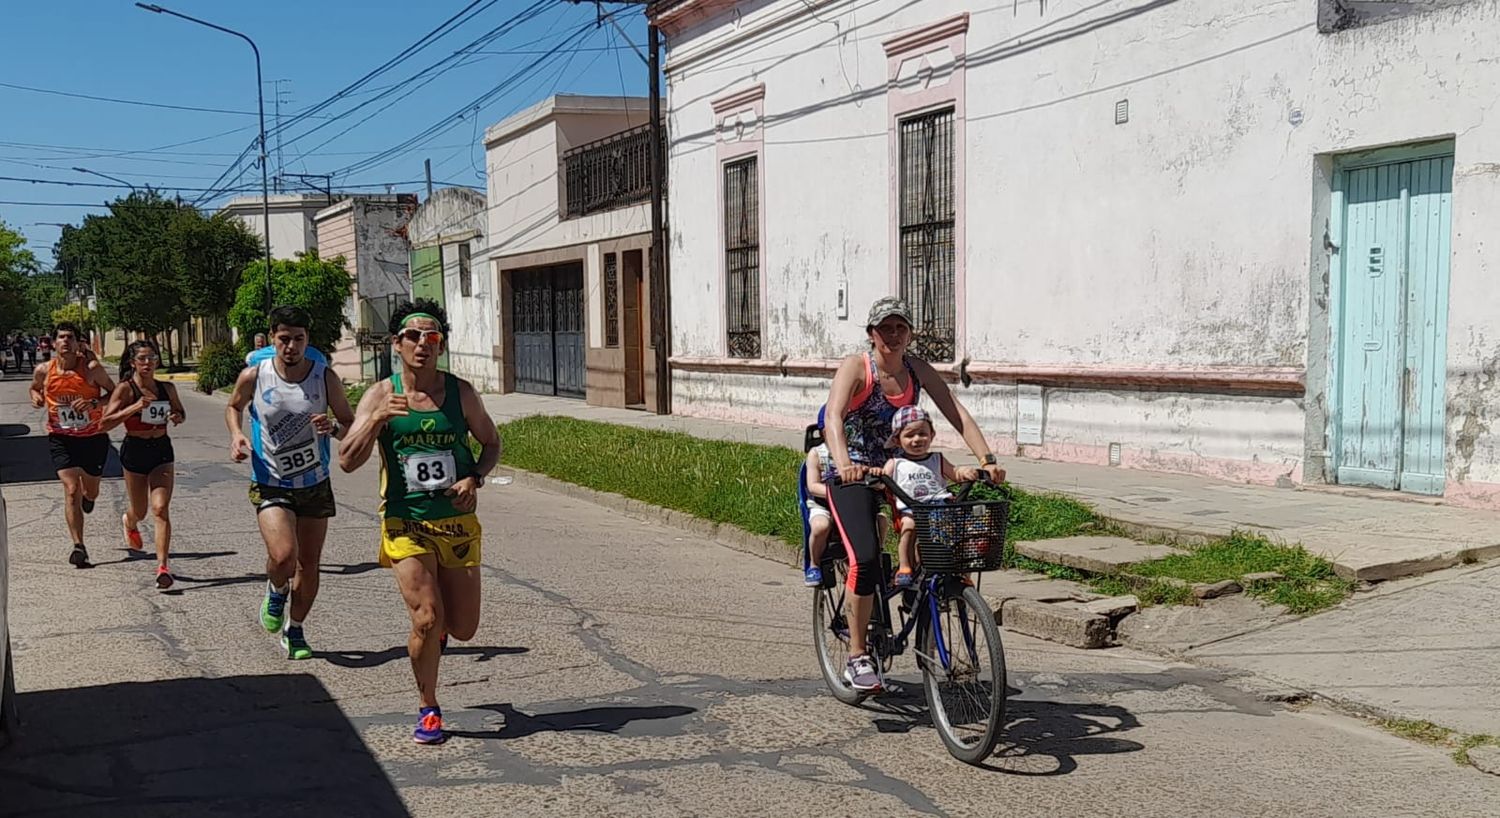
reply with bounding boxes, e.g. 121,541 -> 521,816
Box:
439,632 -> 449,653
413,707 -> 446,745
281,626 -> 312,660
81,497 -> 95,514
844,654 -> 881,691
260,586 -> 288,633
124,518 -> 144,551
803,565 -> 823,587
68,543 -> 91,569
155,565 -> 174,591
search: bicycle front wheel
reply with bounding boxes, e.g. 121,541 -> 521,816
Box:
920,584 -> 1007,764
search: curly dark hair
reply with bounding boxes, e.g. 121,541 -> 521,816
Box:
53,321 -> 82,339
388,299 -> 450,336
268,305 -> 312,334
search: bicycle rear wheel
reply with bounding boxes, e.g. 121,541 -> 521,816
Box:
919,584 -> 1007,764
812,560 -> 866,706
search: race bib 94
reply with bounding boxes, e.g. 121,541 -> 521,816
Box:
142,401 -> 171,426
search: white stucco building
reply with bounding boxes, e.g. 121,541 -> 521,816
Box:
219,194 -> 328,260
655,0 -> 1500,507
407,187 -> 497,391
483,94 -> 663,410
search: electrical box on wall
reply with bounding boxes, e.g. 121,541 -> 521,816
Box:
836,277 -> 849,319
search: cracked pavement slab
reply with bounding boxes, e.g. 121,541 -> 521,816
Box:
2,379 -> 1498,817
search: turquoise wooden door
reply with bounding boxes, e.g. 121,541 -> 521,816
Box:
1335,153 -> 1453,494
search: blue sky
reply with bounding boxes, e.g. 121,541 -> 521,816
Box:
0,0 -> 648,264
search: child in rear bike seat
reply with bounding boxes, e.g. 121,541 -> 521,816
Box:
881,405 -> 979,589
806,442 -> 890,588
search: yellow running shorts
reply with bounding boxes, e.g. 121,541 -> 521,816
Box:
380,514 -> 483,569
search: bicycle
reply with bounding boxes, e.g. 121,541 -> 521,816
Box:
810,472 -> 1011,764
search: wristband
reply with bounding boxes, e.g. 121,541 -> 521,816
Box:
979,453 -> 997,466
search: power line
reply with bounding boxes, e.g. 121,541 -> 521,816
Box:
331,17 -> 603,179
189,0 -> 506,207
274,0 -> 557,159
0,79 -> 332,118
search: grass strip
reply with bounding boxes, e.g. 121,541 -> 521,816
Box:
497,415 -> 1099,549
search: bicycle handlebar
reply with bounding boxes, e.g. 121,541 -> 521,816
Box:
842,470 -> 1010,508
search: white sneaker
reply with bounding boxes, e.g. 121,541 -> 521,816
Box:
844,654 -> 881,691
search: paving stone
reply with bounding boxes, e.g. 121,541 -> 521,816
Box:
998,599 -> 1111,649
1467,745 -> 1500,776
1083,595 -> 1139,618
1192,580 -> 1243,599
1013,536 -> 1179,574
1240,571 -> 1284,584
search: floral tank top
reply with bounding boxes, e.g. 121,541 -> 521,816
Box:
823,352 -> 921,481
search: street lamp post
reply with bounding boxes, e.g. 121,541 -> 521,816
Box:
72,167 -> 138,193
136,2 -> 274,315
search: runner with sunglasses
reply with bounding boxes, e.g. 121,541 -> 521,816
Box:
101,339 -> 185,589
225,306 -> 355,659
339,299 -> 501,745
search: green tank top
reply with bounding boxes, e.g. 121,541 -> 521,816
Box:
378,373 -> 477,521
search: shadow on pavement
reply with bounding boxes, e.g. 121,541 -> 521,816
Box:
172,573 -> 267,592
982,699 -> 1144,776
321,561 -> 382,576
322,644 -> 529,669
0,674 -> 409,817
0,435 -> 122,485
0,423 -> 31,438
452,702 -> 697,741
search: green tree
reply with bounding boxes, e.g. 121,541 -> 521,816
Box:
88,191 -> 190,344
229,250 -> 353,353
23,272 -> 67,332
0,220 -> 40,335
171,209 -> 260,334
51,303 -> 97,334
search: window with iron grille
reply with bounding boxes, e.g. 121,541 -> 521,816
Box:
458,242 -> 473,297
898,107 -> 956,362
603,252 -> 620,348
724,156 -> 761,359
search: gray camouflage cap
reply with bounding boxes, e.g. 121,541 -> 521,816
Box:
866,296 -> 913,328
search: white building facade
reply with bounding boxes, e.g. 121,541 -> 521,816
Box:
656,0 -> 1500,507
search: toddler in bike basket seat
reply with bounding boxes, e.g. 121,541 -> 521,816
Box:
881,405 -> 979,589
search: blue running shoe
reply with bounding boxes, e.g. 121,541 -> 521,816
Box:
260,587 -> 288,633
803,565 -> 823,587
413,707 -> 446,745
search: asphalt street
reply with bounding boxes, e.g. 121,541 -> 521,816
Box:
0,375 -> 1496,817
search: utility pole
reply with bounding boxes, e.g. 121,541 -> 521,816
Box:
425,158 -> 434,199
648,20 -> 670,415
269,79 -> 291,192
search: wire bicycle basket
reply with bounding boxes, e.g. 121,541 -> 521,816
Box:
912,496 -> 1009,574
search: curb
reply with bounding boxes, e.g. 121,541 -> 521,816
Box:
504,467 -> 1123,649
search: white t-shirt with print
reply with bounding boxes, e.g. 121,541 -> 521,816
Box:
890,452 -> 951,512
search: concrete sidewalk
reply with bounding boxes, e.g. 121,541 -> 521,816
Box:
479,393 -> 1500,583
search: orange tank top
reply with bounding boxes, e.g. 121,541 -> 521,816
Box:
44,357 -> 104,436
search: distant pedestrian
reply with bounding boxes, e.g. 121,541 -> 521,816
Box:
25,335 -> 37,368
253,332 -> 268,350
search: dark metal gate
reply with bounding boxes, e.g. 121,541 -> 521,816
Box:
512,264 -> 585,399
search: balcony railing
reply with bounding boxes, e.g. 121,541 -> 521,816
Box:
561,122 -> 655,219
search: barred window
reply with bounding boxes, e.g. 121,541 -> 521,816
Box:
458,242 -> 472,297
604,252 -> 620,348
724,156 -> 760,359
898,108 -> 956,363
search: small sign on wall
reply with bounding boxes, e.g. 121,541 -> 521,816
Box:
1016,384 -> 1044,446
836,277 -> 849,320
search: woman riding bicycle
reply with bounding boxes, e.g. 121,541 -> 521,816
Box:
822,296 -> 1006,691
